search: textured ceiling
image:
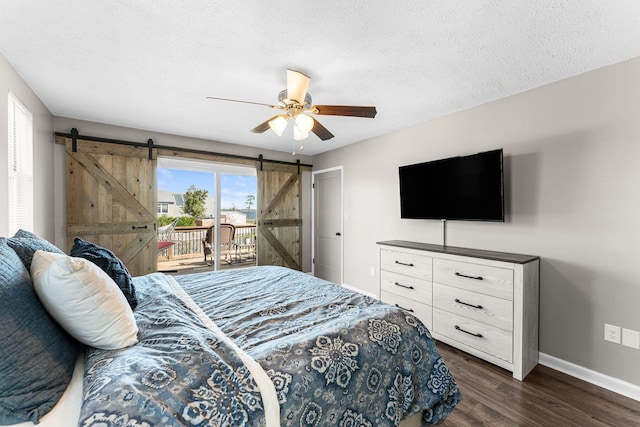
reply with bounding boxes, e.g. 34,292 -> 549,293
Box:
1,1 -> 639,155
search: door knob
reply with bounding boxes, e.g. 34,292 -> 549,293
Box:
336,232 -> 341,236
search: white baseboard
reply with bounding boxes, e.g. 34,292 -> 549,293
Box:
539,352 -> 640,402
340,283 -> 378,299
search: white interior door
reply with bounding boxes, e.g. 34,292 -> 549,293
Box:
313,168 -> 343,284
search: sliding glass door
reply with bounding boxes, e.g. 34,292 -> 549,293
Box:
157,157 -> 256,272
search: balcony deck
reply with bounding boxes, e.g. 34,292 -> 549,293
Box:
157,224 -> 256,276
158,256 -> 256,275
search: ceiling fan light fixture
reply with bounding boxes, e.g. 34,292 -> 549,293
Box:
207,68 -> 376,144
278,90 -> 312,108
268,115 -> 288,136
294,114 -> 314,134
293,125 -> 309,141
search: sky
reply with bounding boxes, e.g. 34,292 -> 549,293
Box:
157,168 -> 257,210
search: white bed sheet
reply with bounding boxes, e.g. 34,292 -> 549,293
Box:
4,354 -> 83,427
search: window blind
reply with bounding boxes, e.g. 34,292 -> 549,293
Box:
7,91 -> 34,235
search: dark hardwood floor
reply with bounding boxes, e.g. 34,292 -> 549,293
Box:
436,342 -> 640,426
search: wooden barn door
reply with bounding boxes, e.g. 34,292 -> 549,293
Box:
62,137 -> 157,276
256,163 -> 302,270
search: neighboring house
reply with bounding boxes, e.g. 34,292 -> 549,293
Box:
157,189 -> 215,218
156,189 -> 181,217
220,211 -> 246,225
197,210 -> 251,227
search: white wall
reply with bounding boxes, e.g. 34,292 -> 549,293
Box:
52,117 -> 313,272
313,57 -> 640,386
0,55 -> 54,240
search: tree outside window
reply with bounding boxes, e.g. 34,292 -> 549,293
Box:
181,185 -> 208,219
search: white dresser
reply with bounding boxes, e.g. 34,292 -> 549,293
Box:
378,240 -> 539,380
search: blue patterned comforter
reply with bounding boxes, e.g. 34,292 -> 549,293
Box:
78,273 -> 278,427
79,267 -> 460,426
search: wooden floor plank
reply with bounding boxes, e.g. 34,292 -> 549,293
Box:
436,342 -> 640,426
492,380 -> 608,427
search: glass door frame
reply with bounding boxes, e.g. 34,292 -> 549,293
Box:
157,157 -> 256,270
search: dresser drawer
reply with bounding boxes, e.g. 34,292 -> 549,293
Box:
433,258 -> 513,300
380,270 -> 432,303
381,291 -> 432,330
380,248 -> 432,280
433,283 -> 513,331
433,307 -> 512,363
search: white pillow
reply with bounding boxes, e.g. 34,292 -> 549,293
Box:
30,251 -> 138,350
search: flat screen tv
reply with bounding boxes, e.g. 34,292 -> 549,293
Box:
399,148 -> 504,221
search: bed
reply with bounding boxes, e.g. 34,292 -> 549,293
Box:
1,233 -> 461,427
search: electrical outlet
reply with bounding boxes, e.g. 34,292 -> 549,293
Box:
622,328 -> 640,349
604,324 -> 621,344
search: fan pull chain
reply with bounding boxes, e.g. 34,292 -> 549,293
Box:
291,141 -> 304,156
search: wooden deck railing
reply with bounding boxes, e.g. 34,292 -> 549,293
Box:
158,224 -> 256,261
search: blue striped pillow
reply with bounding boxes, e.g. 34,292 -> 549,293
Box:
6,229 -> 65,271
70,238 -> 137,310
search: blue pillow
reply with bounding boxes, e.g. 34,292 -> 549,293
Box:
70,238 -> 137,310
6,229 -> 65,271
0,239 -> 80,424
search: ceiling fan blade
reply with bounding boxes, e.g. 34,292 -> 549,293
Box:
312,105 -> 377,118
287,69 -> 311,105
311,117 -> 334,141
250,115 -> 283,133
206,96 -> 280,109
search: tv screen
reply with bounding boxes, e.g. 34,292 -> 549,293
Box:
399,149 -> 504,221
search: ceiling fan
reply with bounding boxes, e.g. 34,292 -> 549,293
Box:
206,69 -> 377,147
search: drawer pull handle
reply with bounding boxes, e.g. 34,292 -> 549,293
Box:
454,299 -> 483,310
455,325 -> 483,338
394,303 -> 414,313
394,282 -> 414,290
395,260 -> 414,267
455,272 -> 484,281
132,225 -> 148,230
